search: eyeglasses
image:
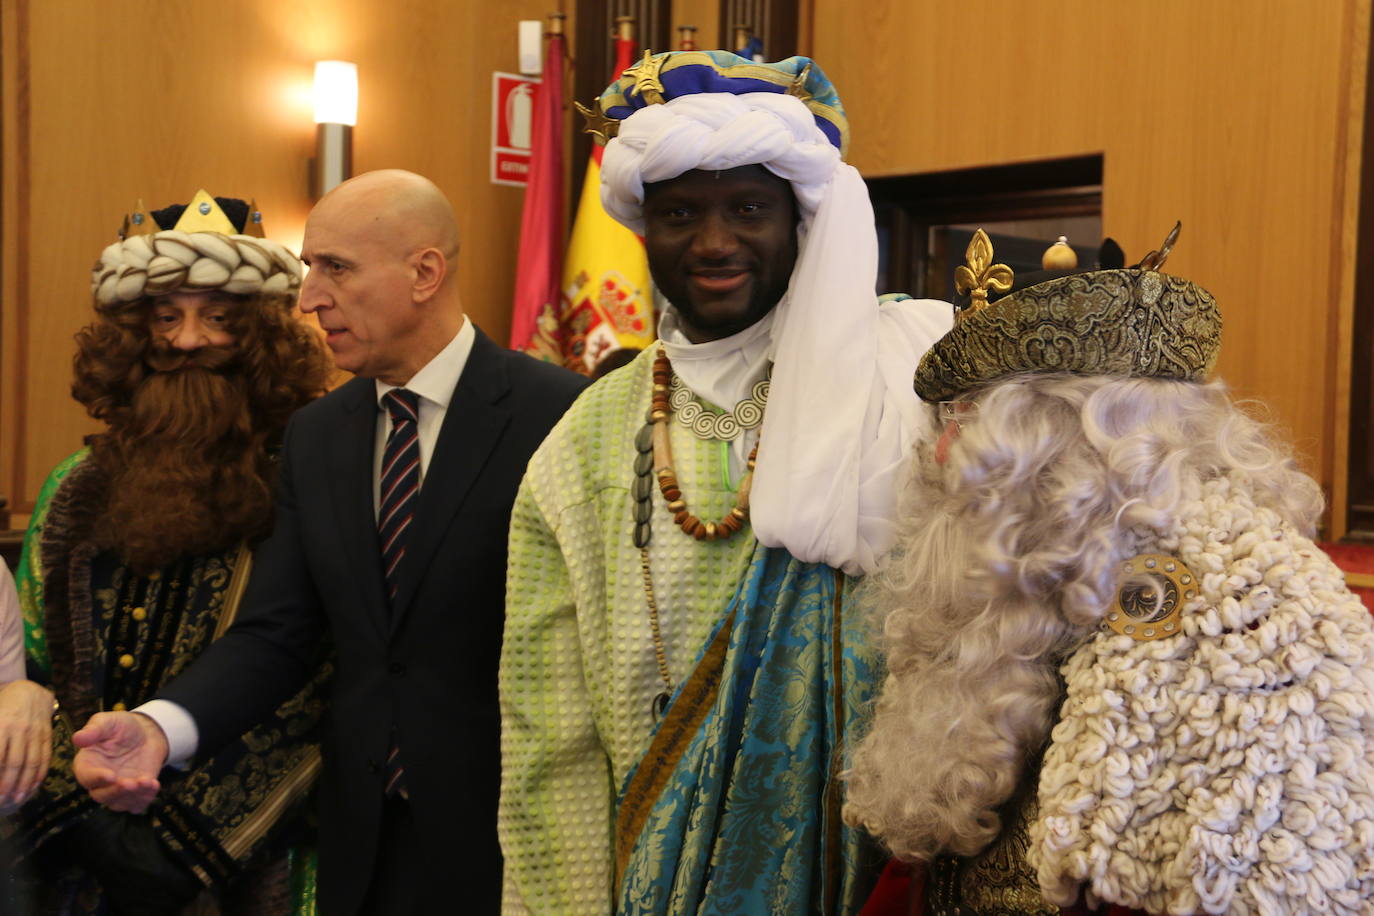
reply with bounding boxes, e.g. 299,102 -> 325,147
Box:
938,400 -> 978,428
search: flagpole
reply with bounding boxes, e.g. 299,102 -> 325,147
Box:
554,13 -> 656,373
508,11 -> 567,356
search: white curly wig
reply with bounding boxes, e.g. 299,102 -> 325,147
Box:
842,372 -> 1371,915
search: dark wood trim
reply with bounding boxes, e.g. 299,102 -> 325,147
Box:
0,530 -> 22,573
718,0 -> 798,58
866,155 -> 1104,208
1346,7 -> 1374,541
571,0 -> 673,206
9,0 -> 32,515
868,155 -> 1104,302
571,0 -> 610,207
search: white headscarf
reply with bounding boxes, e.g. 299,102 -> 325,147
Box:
601,92 -> 951,575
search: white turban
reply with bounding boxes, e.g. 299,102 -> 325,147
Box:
600,92 -> 952,575
601,92 -> 842,231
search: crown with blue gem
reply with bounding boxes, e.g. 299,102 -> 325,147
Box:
92,190 -> 301,309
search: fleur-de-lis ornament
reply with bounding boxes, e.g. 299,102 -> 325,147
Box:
953,229 -> 1014,319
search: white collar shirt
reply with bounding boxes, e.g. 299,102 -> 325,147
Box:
371,317 -> 475,515
143,317 -> 478,765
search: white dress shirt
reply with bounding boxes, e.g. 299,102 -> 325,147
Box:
371,318 -> 475,512
143,318 -> 475,764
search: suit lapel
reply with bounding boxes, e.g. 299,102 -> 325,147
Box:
389,329 -> 512,629
329,379 -> 391,640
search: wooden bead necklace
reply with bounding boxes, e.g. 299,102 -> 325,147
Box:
634,346 -> 760,716
645,346 -> 756,543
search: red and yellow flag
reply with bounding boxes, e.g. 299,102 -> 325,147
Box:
527,37 -> 654,374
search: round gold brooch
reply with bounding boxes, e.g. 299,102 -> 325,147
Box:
1103,553 -> 1197,641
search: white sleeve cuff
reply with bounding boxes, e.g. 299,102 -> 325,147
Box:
135,699 -> 199,767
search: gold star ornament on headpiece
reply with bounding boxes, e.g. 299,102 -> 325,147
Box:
623,49 -> 667,104
785,64 -> 814,103
575,99 -> 620,145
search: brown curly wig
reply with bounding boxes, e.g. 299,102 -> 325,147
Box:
71,292 -> 332,573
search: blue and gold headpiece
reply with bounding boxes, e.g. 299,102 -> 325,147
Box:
580,50 -> 850,156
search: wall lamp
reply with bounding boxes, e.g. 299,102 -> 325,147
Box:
313,60 -> 357,198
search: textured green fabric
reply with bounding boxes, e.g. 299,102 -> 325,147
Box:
500,348 -> 757,915
16,448 -> 88,675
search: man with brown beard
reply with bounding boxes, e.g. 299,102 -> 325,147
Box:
67,170 -> 590,915
5,192 -> 331,915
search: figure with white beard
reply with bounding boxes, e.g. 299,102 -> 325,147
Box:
845,229 -> 1374,915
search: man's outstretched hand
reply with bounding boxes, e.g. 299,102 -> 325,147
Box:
73,712 -> 169,813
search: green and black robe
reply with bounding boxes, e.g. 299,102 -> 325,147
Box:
13,450 -> 326,915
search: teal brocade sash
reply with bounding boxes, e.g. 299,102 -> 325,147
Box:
614,543 -> 878,916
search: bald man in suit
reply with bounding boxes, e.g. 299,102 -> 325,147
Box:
70,170 -> 588,914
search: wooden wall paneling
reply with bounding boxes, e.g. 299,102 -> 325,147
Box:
809,0 -> 1366,509
796,0 -> 814,57
0,0 -> 29,528
2,0 -> 556,514
670,0 -> 719,49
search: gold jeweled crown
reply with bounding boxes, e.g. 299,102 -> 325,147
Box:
92,191 -> 299,307
914,225 -> 1222,401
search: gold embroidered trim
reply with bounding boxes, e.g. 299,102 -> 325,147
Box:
212,544 -> 254,640
614,609 -> 736,893
221,749 -> 323,860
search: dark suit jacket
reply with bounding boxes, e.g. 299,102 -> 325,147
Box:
160,328 -> 587,914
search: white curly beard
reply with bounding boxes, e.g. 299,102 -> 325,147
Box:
1033,470 -> 1374,916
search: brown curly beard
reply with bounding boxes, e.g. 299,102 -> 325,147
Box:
87,341 -> 273,574
72,292 -> 330,575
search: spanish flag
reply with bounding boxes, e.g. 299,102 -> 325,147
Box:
538,36 -> 654,374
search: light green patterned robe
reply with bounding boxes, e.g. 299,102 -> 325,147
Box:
500,347 -> 760,915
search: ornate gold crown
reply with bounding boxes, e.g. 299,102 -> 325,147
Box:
93,190 -> 298,308
914,225 -> 1222,401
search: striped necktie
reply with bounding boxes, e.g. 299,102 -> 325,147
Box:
378,388 -> 420,799
379,388 -> 421,604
